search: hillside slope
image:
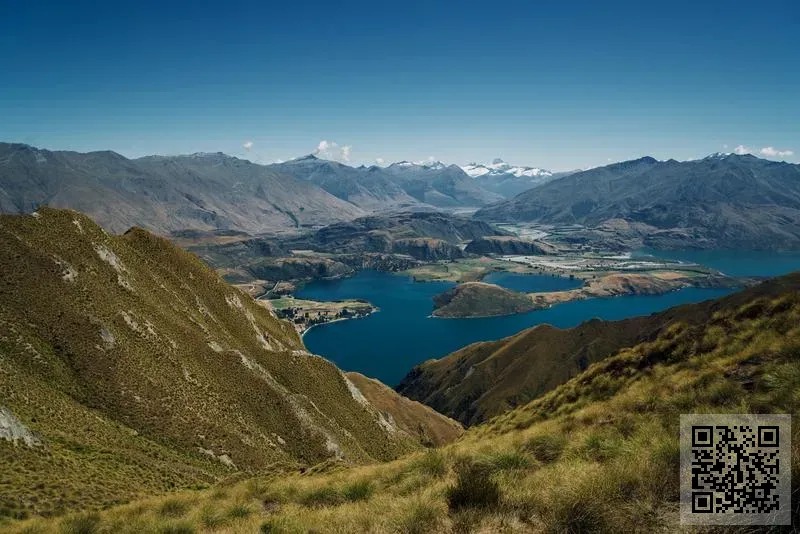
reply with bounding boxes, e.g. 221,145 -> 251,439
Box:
0,208 -> 445,519
268,156 -> 421,211
431,282 -> 536,318
385,162 -> 503,207
0,144 -> 364,235
474,154 -> 800,250
8,272 -> 800,533
398,273 -> 800,425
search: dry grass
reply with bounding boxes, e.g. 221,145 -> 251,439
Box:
7,289 -> 800,533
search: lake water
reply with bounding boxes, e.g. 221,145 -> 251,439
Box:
634,249 -> 800,277
482,272 -> 583,292
298,270 -> 733,386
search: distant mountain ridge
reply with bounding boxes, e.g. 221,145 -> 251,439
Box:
461,158 -> 571,197
383,160 -> 504,207
0,143 -> 364,236
474,153 -> 800,250
267,155 -> 421,211
270,155 -> 504,211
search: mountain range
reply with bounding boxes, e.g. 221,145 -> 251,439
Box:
475,153 -> 800,250
0,143 -> 365,236
0,145 -> 542,241
461,158 -> 572,197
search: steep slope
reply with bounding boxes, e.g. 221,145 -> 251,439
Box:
0,143 -> 364,236
0,208 -> 435,518
464,235 -> 557,255
385,161 -> 503,207
397,272 -> 800,425
345,373 -> 463,447
9,272 -> 800,533
474,154 -> 800,249
268,155 -> 421,211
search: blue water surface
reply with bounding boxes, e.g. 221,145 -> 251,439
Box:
634,249 -> 800,278
298,270 -> 733,386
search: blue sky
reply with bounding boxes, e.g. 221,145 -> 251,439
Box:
1,0 -> 798,170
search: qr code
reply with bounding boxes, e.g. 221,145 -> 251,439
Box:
680,414 -> 792,526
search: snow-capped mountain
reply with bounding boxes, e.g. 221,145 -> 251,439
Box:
460,158 -> 565,198
461,158 -> 553,179
392,160 -> 448,170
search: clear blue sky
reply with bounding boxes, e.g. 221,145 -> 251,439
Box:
1,0 -> 798,170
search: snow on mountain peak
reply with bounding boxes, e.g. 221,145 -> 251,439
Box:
461,159 -> 553,179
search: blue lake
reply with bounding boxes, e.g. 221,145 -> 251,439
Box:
482,272 -> 583,292
298,270 -> 734,386
634,249 -> 800,278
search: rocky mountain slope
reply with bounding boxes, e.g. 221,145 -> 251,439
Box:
0,144 -> 364,236
384,161 -> 503,207
463,235 -> 557,255
0,208 -> 456,518
345,373 -> 463,448
397,271 -> 799,425
268,155 -> 421,211
9,270 -> 800,533
474,153 -> 800,250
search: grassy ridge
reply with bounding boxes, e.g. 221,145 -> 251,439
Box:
397,277 -> 787,426
7,273 -> 800,532
0,208 -> 433,520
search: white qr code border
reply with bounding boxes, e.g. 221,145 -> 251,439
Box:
680,414 -> 792,526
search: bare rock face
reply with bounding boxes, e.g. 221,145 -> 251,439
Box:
464,236 -> 556,256
0,406 -> 41,447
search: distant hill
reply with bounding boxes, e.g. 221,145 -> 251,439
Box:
267,155 -> 422,211
282,211 -> 510,261
474,154 -> 800,250
0,208 -> 456,518
431,282 -> 536,318
0,143 -> 364,236
384,161 -> 504,207
397,271 -> 800,425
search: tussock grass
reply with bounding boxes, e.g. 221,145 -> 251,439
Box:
7,287 -> 800,532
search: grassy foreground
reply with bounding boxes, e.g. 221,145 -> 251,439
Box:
6,279 -> 800,533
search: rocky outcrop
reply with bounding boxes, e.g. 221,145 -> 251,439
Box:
392,238 -> 464,261
245,256 -> 354,281
465,236 -> 556,256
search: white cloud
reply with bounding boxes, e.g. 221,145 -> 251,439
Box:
733,144 -> 793,158
375,157 -> 385,165
313,140 -> 352,163
723,144 -> 729,149
759,146 -> 794,158
243,140 -> 253,151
